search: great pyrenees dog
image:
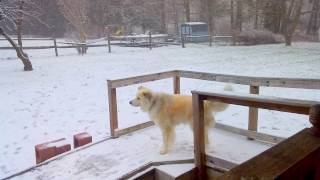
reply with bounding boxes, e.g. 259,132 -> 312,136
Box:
129,85 -> 232,154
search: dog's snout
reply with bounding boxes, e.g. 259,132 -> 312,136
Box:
129,101 -> 133,105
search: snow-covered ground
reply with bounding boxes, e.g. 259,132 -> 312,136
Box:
1,41 -> 320,179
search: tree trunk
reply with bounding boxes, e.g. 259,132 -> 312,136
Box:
160,0 -> 167,33
254,0 -> 258,29
307,0 -> 320,35
283,0 -> 303,46
172,0 -> 179,34
184,0 -> 191,22
17,0 -> 25,49
236,0 -> 242,32
0,28 -> 33,71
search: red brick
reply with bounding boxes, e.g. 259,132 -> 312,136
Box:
73,132 -> 92,148
35,138 -> 71,164
56,144 -> 71,155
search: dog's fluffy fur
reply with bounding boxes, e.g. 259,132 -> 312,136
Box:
129,85 -> 233,154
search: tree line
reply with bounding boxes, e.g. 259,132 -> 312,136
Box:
0,0 -> 319,71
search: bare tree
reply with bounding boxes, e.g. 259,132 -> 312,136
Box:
183,0 -> 191,22
0,0 -> 40,71
57,0 -> 90,54
307,0 -> 320,35
282,0 -> 304,46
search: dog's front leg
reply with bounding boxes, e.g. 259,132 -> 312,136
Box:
159,126 -> 175,154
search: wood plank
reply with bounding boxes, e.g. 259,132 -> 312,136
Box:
109,71 -> 177,88
192,93 -> 206,180
215,123 -> 285,144
114,121 -> 155,137
179,70 -> 320,89
192,91 -> 317,115
107,80 -> 118,137
206,155 -> 238,171
221,128 -> 320,179
173,76 -> 180,94
248,86 -> 260,135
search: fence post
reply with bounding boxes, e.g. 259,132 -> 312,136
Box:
209,33 -> 212,47
107,31 -> 111,53
309,104 -> 320,136
149,32 -> 152,50
192,93 -> 206,180
248,85 -> 259,140
53,38 -> 58,57
173,76 -> 180,94
108,80 -> 118,138
181,33 -> 185,48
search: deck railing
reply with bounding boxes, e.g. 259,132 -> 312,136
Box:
107,70 -> 320,141
192,91 -> 320,179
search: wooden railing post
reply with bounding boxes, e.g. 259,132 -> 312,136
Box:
108,80 -> 118,137
309,104 -> 320,136
107,31 -> 111,53
53,38 -> 58,57
149,32 -> 152,50
248,85 -> 259,139
181,34 -> 185,48
173,76 -> 180,94
192,93 -> 206,180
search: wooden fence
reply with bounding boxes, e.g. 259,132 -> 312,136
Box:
0,35 -> 232,56
192,91 -> 320,179
107,70 -> 320,142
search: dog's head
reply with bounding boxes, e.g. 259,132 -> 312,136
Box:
129,86 -> 154,112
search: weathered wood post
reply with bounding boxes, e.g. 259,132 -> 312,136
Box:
107,29 -> 111,53
181,33 -> 185,48
173,75 -> 180,94
192,92 -> 206,180
53,38 -> 58,57
107,80 -> 118,137
149,32 -> 152,50
309,104 -> 320,136
248,85 -> 259,140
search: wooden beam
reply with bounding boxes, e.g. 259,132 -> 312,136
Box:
215,123 -> 285,144
107,80 -> 118,137
221,128 -> 320,179
192,91 -> 317,115
206,155 -> 238,171
114,121 -> 155,137
109,71 -> 177,88
192,93 -> 206,180
173,76 -> 180,94
248,86 -> 260,138
179,70 -> 320,89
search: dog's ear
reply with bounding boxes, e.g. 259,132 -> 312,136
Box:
142,90 -> 152,99
138,86 -> 145,90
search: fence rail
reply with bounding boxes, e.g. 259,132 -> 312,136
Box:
107,70 -> 320,139
0,35 -> 233,56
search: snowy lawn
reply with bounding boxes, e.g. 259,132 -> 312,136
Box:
1,41 -> 320,178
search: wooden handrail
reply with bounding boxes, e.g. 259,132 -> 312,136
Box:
191,91 -> 318,115
192,91 -> 320,179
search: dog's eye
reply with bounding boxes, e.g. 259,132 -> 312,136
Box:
137,97 -> 140,100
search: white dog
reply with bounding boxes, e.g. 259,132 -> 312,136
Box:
129,85 -> 232,154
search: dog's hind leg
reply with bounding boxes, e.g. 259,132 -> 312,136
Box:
159,126 -> 175,154
204,115 -> 215,144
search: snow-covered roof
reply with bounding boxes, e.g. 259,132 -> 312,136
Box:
183,22 -> 207,25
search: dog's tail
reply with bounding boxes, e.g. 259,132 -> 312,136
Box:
206,84 -> 233,113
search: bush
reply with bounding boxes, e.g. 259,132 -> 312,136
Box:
235,30 -> 283,45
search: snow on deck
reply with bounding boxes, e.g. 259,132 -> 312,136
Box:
9,126 -> 271,180
1,42 -> 320,178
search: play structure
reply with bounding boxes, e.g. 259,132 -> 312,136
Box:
107,70 -> 320,179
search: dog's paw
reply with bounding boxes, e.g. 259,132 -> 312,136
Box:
159,147 -> 167,155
